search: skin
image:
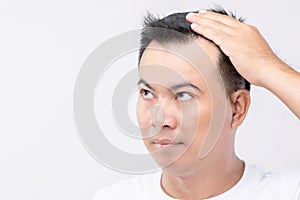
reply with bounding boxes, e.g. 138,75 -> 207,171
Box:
186,10 -> 300,119
137,39 -> 250,199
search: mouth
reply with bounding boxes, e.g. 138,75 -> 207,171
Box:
151,138 -> 184,149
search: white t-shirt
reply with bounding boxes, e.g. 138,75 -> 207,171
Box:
93,162 -> 300,200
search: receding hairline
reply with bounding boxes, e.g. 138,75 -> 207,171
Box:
139,37 -> 221,68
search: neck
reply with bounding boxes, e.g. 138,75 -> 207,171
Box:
161,156 -> 245,200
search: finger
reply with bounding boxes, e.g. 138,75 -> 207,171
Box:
186,10 -> 242,28
190,22 -> 232,48
187,15 -> 235,35
201,10 -> 243,27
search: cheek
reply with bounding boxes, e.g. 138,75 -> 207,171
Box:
197,102 -> 212,127
181,100 -> 211,128
136,97 -> 151,128
181,104 -> 199,129
180,100 -> 212,146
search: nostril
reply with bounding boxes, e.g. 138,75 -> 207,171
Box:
162,124 -> 172,129
162,118 -> 177,129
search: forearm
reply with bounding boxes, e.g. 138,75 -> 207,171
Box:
259,60 -> 300,119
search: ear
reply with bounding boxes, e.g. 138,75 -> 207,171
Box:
229,89 -> 251,129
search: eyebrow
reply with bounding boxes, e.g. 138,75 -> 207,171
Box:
137,79 -> 155,91
137,79 -> 203,93
170,82 -> 203,93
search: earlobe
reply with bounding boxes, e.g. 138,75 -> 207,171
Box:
230,89 -> 251,128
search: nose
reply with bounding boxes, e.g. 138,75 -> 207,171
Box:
150,101 -> 178,129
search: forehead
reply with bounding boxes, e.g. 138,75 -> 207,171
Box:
138,39 -> 220,89
140,38 -> 220,67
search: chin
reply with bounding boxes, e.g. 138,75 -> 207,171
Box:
161,159 -> 197,177
153,151 -> 197,176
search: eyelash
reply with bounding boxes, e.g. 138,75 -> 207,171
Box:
139,89 -> 195,101
175,92 -> 195,100
139,89 -> 155,99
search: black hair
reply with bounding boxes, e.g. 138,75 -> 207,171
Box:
138,7 -> 251,95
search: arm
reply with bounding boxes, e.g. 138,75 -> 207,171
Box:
186,10 -> 300,119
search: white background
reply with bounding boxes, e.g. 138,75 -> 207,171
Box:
1,0 -> 300,199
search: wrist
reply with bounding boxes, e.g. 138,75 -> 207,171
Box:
256,58 -> 293,89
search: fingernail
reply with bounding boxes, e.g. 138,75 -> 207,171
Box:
198,10 -> 206,14
191,23 -> 198,29
186,12 -> 195,19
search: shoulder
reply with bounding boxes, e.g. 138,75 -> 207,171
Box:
93,171 -> 162,200
262,169 -> 300,189
233,162 -> 300,199
252,167 -> 300,199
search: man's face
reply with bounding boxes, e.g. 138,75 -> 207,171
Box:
137,39 -> 232,174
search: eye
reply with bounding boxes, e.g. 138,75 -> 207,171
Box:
176,92 -> 193,101
140,89 -> 155,100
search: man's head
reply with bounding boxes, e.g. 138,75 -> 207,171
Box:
138,8 -> 250,95
136,8 -> 251,175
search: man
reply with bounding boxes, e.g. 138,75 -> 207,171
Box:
94,8 -> 300,200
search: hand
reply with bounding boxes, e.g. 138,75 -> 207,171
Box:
186,10 -> 300,119
186,10 -> 283,86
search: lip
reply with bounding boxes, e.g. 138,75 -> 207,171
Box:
151,138 -> 183,149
